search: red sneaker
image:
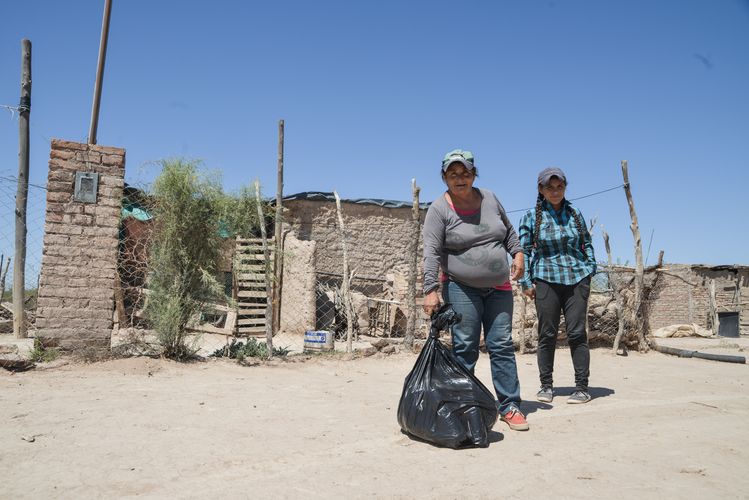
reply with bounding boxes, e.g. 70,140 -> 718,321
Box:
501,407 -> 529,431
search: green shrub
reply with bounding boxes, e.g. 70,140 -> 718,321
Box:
29,338 -> 59,363
145,159 -> 226,360
141,159 -> 277,360
211,338 -> 290,360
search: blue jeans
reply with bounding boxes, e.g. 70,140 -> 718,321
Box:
443,281 -> 521,414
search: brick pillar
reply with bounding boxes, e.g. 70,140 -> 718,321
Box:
35,139 -> 125,352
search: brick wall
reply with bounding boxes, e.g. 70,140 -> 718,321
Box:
645,265 -> 705,331
646,265 -> 748,335
35,139 -> 125,351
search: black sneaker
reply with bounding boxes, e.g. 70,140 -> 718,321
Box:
567,390 -> 591,404
536,386 -> 553,403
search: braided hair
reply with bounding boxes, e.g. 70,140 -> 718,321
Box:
532,192 -> 544,248
534,188 -> 587,250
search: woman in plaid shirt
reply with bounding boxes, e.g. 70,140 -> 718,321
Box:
518,167 -> 597,404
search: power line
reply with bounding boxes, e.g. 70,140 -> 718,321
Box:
505,184 -> 625,214
1,104 -> 21,118
0,175 -> 48,190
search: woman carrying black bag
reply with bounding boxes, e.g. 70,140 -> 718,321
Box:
518,167 -> 597,404
422,149 -> 528,431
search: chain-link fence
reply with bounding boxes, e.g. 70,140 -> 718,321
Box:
116,185 -> 155,329
0,175 -> 46,332
312,271 -> 419,340
514,265 -> 647,351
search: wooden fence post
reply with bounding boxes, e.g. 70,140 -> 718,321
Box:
255,181 -> 274,357
605,228 -> 627,354
585,216 -> 597,337
272,119 -> 284,335
404,178 -> 420,349
621,160 -> 649,352
333,191 -> 353,353
0,254 -> 10,304
14,39 -> 32,339
708,278 -> 718,335
519,294 -> 528,354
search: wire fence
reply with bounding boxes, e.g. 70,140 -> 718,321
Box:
0,176 -> 46,331
116,186 -> 155,329
114,210 -> 430,355
1,168 -> 668,354
0,173 -> 640,352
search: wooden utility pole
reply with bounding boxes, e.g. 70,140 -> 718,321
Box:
88,0 -> 112,144
255,182 -> 274,357
14,39 -> 31,338
404,178 -> 420,349
272,120 -> 284,335
621,161 -> 648,351
333,191 -> 353,353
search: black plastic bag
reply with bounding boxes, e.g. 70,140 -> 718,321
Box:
397,304 -> 499,448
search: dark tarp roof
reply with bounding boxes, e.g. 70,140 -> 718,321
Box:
282,191 -> 430,210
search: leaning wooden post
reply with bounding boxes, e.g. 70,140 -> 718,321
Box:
621,160 -> 648,352
518,293 -> 528,354
255,181 -> 274,358
0,255 -> 10,304
708,279 -> 719,335
333,191 -> 353,353
585,215 -> 597,337
404,178 -> 420,349
272,119 -> 284,335
605,228 -> 627,354
14,39 -> 32,339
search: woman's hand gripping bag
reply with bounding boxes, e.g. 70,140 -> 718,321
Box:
397,304 -> 499,448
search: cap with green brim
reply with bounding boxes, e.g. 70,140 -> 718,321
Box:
441,149 -> 476,172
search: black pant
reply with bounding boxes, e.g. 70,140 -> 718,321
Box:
535,277 -> 591,391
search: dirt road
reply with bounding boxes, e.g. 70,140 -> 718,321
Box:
2,348 -> 747,499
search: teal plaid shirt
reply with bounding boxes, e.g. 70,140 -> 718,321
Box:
518,199 -> 596,289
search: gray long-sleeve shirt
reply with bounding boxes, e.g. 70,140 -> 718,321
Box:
422,188 -> 522,293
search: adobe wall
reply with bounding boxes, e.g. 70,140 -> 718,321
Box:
279,231 -> 316,335
35,139 -> 125,351
283,199 -> 425,285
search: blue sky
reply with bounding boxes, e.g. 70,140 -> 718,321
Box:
1,0 -> 748,267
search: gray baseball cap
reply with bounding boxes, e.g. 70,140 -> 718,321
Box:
537,167 -> 567,186
441,149 -> 476,172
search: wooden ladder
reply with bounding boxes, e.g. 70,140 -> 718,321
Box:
235,237 -> 274,337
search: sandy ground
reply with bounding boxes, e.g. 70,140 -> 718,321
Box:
1,339 -> 748,499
